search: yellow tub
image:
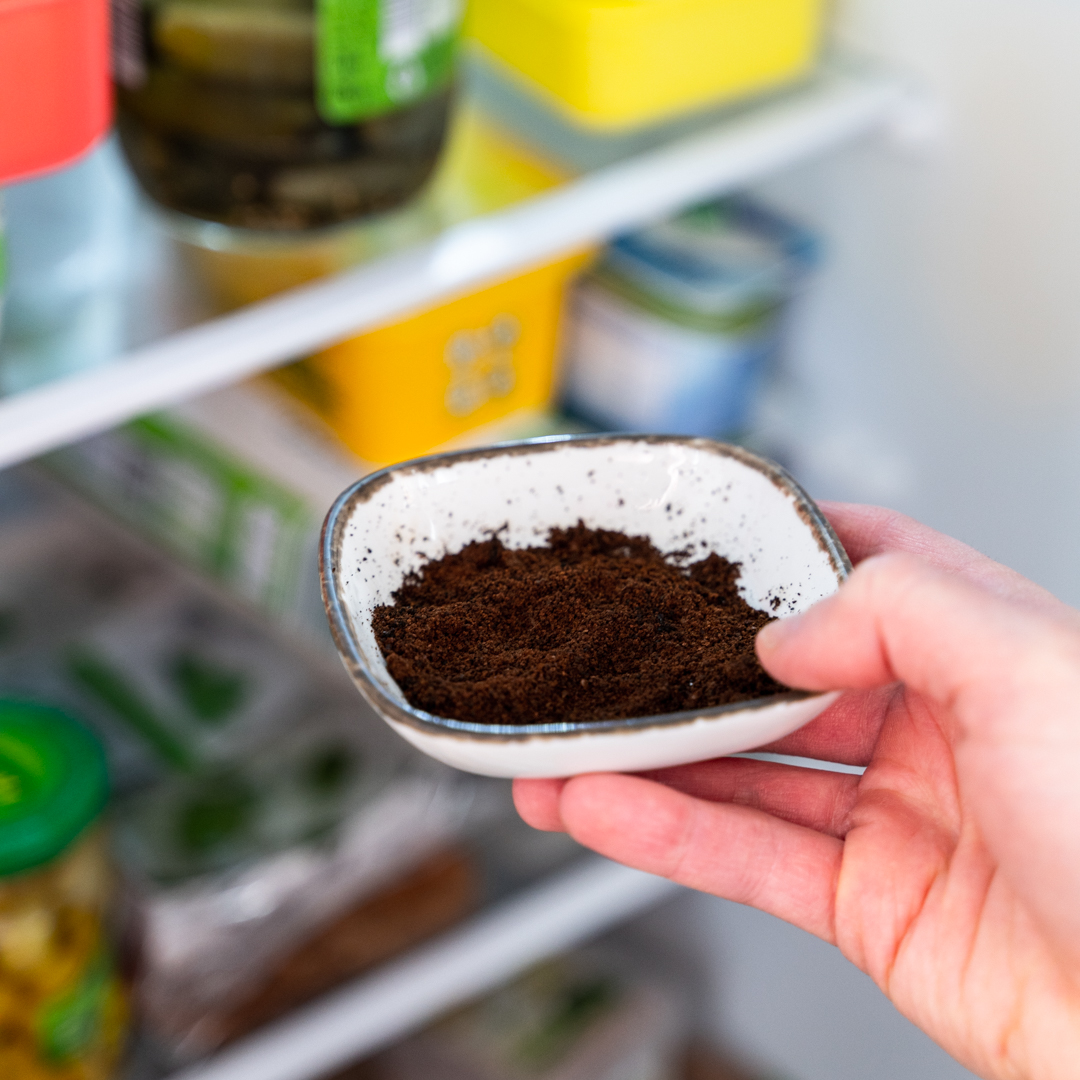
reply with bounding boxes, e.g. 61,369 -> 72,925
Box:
275,249 -> 593,466
466,0 -> 826,130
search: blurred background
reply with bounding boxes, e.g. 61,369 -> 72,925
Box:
0,0 -> 1074,1077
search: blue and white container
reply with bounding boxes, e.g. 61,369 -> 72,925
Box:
560,197 -> 817,438
0,138 -> 136,394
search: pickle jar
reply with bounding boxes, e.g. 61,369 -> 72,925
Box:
0,701 -> 126,1079
113,0 -> 463,230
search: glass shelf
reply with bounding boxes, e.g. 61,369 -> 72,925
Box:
0,61 -> 907,474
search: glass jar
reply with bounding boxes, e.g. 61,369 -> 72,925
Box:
114,0 -> 463,230
0,701 -> 126,1079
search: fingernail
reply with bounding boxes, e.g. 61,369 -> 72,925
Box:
757,613 -> 804,651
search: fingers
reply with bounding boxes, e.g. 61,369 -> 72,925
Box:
513,777 -> 567,831
558,773 -> 842,942
517,754 -> 862,839
756,551 -> 1065,714
637,756 -> 860,838
760,685 -> 899,767
819,502 -> 1063,615
756,552 -> 967,694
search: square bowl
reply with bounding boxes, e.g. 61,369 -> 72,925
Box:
321,435 -> 849,778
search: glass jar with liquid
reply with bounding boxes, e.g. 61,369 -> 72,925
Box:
113,0 -> 462,230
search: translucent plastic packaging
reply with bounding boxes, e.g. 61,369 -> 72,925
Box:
0,475 -> 487,1060
114,709 -> 480,1057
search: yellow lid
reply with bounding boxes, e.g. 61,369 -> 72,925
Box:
466,0 -> 826,130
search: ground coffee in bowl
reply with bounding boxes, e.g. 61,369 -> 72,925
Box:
323,435 -> 849,776
372,522 -> 784,727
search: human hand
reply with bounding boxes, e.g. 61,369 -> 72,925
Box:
514,503 -> 1080,1079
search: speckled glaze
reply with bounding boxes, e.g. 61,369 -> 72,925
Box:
321,436 -> 850,778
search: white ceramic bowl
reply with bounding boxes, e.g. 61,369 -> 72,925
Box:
321,436 -> 850,778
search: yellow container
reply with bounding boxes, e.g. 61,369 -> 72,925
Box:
275,250 -> 592,465
466,0 -> 826,130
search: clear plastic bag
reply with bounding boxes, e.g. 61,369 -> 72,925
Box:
117,708 -> 479,1056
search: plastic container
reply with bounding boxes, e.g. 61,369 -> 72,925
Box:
275,249 -> 593,464
466,0 -> 826,131
0,140 -> 136,394
114,0 -> 464,229
115,707 -> 476,1057
44,383 -> 363,645
0,0 -> 111,184
0,198 -> 7,342
561,198 -> 816,439
0,701 -> 127,1079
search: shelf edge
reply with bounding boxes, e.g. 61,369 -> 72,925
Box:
0,67 -> 909,472
167,858 -> 679,1080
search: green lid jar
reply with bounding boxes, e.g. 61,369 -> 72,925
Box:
0,701 -> 127,1079
0,701 -> 109,876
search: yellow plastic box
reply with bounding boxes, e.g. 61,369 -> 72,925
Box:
275,249 -> 593,466
466,0 -> 826,130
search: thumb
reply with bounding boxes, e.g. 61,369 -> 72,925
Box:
756,552 -> 1058,712
757,555 -> 1080,967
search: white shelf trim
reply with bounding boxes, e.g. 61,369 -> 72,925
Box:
168,858 -> 679,1080
0,67 -> 908,471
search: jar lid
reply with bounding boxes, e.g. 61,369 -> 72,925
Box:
0,701 -> 109,877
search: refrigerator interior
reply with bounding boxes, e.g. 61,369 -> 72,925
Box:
0,0 -> 1075,1078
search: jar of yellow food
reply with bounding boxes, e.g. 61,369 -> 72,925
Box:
0,701 -> 125,1079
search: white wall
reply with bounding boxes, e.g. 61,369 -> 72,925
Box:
755,0 -> 1080,602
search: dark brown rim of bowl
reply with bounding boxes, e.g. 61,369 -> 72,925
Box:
320,434 -> 852,742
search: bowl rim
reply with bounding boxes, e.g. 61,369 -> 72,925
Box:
320,434 -> 852,742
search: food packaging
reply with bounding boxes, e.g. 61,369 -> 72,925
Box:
194,848 -> 478,1049
0,470 -> 485,1060
65,587 -> 322,776
0,701 -> 127,1080
115,714 -> 476,1057
0,139 -> 137,394
151,102 -> 578,474
45,383 -> 363,648
114,0 -> 464,229
175,101 -> 569,310
276,248 -> 593,465
0,0 -> 111,183
380,948 -> 688,1080
560,198 -> 817,439
466,0 -> 826,131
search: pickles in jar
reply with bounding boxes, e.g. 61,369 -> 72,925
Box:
114,0 -> 462,229
0,702 -> 126,1079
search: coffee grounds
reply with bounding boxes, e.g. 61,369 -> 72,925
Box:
372,522 -> 786,727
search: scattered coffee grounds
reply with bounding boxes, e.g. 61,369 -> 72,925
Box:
372,523 -> 786,727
